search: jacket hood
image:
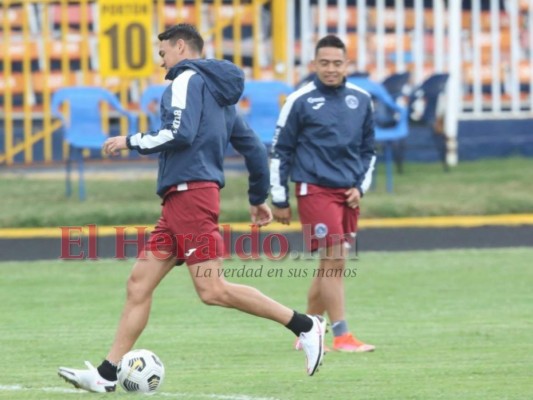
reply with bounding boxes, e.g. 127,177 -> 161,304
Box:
166,59 -> 244,106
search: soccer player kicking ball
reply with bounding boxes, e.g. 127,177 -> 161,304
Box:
58,24 -> 325,393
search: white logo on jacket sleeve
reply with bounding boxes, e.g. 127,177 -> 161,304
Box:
172,109 -> 182,131
345,95 -> 359,109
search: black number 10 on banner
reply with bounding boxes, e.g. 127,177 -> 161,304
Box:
99,0 -> 153,77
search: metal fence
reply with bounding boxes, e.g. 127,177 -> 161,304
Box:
286,0 -> 532,165
0,0 -> 279,165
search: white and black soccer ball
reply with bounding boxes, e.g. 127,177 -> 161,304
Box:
117,349 -> 165,393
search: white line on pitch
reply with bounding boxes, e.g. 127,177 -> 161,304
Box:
160,392 -> 279,400
0,385 -> 82,394
0,384 -> 280,400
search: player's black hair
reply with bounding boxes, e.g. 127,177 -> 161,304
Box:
158,24 -> 204,54
315,35 -> 346,55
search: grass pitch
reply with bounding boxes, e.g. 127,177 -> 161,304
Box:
1,157 -> 532,227
0,248 -> 532,399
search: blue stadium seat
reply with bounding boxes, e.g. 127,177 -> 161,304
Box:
408,74 -> 449,126
347,76 -> 409,193
381,72 -> 411,173
240,80 -> 293,145
407,73 -> 450,170
382,71 -> 411,100
51,86 -> 137,200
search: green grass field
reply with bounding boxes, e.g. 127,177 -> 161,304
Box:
1,157 -> 532,227
1,248 -> 532,399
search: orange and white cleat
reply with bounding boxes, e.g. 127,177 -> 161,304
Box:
333,333 -> 375,352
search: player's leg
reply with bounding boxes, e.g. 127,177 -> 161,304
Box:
177,185 -> 325,375
297,187 -> 374,352
315,243 -> 347,323
187,257 -> 326,375
105,251 -> 176,364
58,251 -> 176,392
187,258 -> 294,322
329,205 -> 375,352
58,212 -> 179,392
306,258 -> 326,315
317,241 -> 374,352
297,189 -> 345,320
296,257 -> 336,352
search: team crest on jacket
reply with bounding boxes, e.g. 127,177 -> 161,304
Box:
345,95 -> 359,109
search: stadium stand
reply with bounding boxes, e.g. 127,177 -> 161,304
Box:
0,0 -> 532,167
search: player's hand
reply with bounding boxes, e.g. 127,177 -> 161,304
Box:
103,136 -> 128,155
272,206 -> 291,225
250,203 -> 273,227
345,188 -> 361,209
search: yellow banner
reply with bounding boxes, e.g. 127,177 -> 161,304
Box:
99,0 -> 153,77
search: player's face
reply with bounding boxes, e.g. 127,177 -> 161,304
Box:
159,39 -> 185,70
313,47 -> 348,87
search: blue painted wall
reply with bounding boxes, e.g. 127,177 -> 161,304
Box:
400,119 -> 533,162
457,119 -> 533,160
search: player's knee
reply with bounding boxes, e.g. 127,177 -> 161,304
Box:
126,274 -> 151,303
196,285 -> 228,306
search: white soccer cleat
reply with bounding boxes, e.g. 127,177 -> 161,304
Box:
295,337 -> 331,353
58,361 -> 116,393
299,315 -> 326,376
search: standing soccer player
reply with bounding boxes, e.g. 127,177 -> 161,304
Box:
270,35 -> 376,353
58,24 -> 325,393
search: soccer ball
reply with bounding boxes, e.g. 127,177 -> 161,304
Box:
117,349 -> 165,393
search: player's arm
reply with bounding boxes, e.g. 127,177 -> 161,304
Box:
270,97 -> 299,223
355,101 -> 377,197
123,71 -> 202,155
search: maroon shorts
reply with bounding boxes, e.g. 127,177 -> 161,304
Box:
296,183 -> 360,252
142,181 -> 225,265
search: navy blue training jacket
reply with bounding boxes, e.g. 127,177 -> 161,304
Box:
126,59 -> 269,205
270,76 -> 377,208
